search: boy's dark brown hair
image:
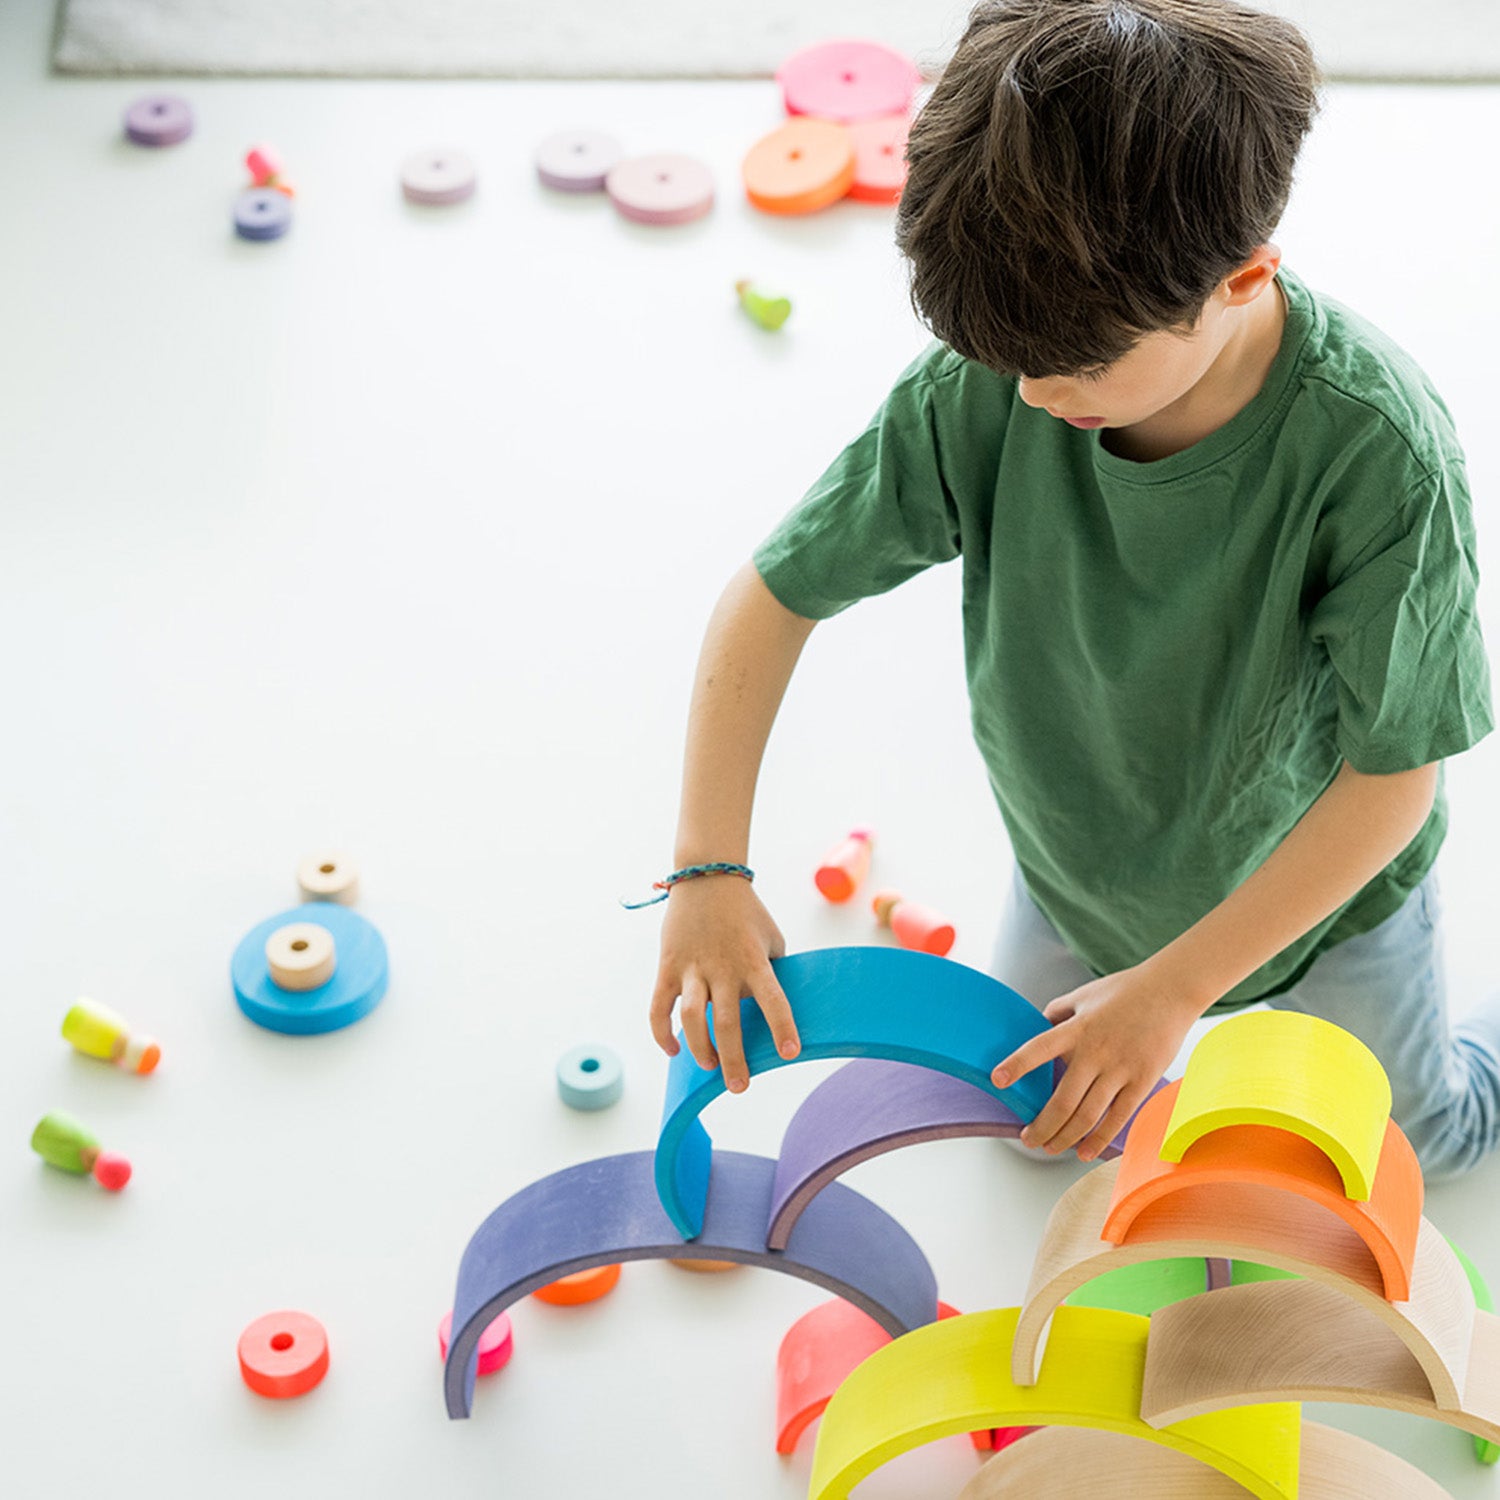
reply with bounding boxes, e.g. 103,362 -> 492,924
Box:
896,0 -> 1321,377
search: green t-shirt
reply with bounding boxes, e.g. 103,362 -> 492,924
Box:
754,269 -> 1493,1009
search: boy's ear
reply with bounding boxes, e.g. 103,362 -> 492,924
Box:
1222,243 -> 1283,306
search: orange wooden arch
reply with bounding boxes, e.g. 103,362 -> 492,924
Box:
1104,1081 -> 1422,1302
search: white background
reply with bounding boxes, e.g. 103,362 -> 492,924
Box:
4,0 -> 1500,1494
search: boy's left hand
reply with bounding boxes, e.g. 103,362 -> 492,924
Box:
989,963 -> 1202,1161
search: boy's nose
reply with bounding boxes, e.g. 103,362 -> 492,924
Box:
1017,376 -> 1061,408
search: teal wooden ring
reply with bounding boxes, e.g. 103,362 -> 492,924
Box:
232,904 -> 388,1035
557,1044 -> 624,1111
654,946 -> 1053,1240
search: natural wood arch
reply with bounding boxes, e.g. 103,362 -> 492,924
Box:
808,1305 -> 1302,1500
955,1421 -> 1453,1499
1012,1159 -> 1474,1412
1140,1278 -> 1500,1443
1106,1082 -> 1422,1301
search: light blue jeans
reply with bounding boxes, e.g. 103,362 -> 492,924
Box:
990,865 -> 1500,1181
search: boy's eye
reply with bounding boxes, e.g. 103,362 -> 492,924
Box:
1077,365 -> 1110,384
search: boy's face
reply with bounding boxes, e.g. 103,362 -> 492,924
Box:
1016,317 -> 1226,431
1014,249 -> 1284,449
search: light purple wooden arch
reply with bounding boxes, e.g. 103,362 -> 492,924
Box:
766,1059 -> 1171,1249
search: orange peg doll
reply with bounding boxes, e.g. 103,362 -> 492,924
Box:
815,827 -> 875,903
872,889 -> 955,957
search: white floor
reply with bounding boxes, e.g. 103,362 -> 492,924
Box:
5,0 -> 1500,1495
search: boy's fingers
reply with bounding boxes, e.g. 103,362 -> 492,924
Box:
678,975 -> 718,1071
710,985 -> 749,1093
992,1024 -> 1067,1089
1018,1057 -> 1096,1149
1042,994 -> 1077,1023
1076,1092 -> 1140,1163
751,966 -> 800,1061
649,974 -> 682,1055
1043,1077 -> 1116,1156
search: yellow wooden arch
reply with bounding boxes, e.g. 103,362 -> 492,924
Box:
807,1305 -> 1302,1500
1162,1010 -> 1391,1201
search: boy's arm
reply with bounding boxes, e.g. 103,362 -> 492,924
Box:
650,560 -> 818,1091
992,759 -> 1440,1159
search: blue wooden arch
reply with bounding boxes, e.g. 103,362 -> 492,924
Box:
655,947 -> 1052,1239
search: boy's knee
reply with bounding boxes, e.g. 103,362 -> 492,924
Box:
1402,1033 -> 1500,1181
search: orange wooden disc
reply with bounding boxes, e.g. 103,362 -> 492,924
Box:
532,1263 -> 623,1305
238,1310 -> 329,1398
743,118 -> 855,216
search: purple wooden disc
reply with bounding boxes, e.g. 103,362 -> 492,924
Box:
124,95 -> 194,147
536,129 -> 624,193
233,188 -> 292,242
400,149 -> 477,206
606,154 -> 714,226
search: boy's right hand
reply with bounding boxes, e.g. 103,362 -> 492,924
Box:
650,876 -> 801,1094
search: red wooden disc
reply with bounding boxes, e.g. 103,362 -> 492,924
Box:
238,1310 -> 329,1398
848,114 -> 910,204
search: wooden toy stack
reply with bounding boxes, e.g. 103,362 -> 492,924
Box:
808,1008 -> 1498,1498
442,947 -> 1499,1497
743,40 -> 922,216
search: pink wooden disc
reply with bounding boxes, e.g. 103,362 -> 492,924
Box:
777,40 -> 921,124
438,1309 -> 513,1376
400,149 -> 476,206
536,129 -> 624,192
606,154 -> 714,226
848,114 -> 910,204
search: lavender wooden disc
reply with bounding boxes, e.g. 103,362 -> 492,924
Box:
536,129 -> 624,193
124,95 -> 194,148
400,149 -> 477,206
606,154 -> 714,226
233,189 -> 292,242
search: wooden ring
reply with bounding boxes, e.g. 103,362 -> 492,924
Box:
297,852 -> 360,905
238,1311 -> 329,1399
265,923 -> 337,991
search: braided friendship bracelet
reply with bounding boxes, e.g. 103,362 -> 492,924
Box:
619,862 -> 755,910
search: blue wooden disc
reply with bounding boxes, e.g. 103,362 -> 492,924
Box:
556,1044 -> 624,1110
234,188 -> 293,241
232,903 -> 388,1035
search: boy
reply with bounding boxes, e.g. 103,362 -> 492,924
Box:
647,0 -> 1500,1179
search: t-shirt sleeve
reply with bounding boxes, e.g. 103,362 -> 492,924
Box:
753,355 -> 966,620
1308,460 -> 1494,772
